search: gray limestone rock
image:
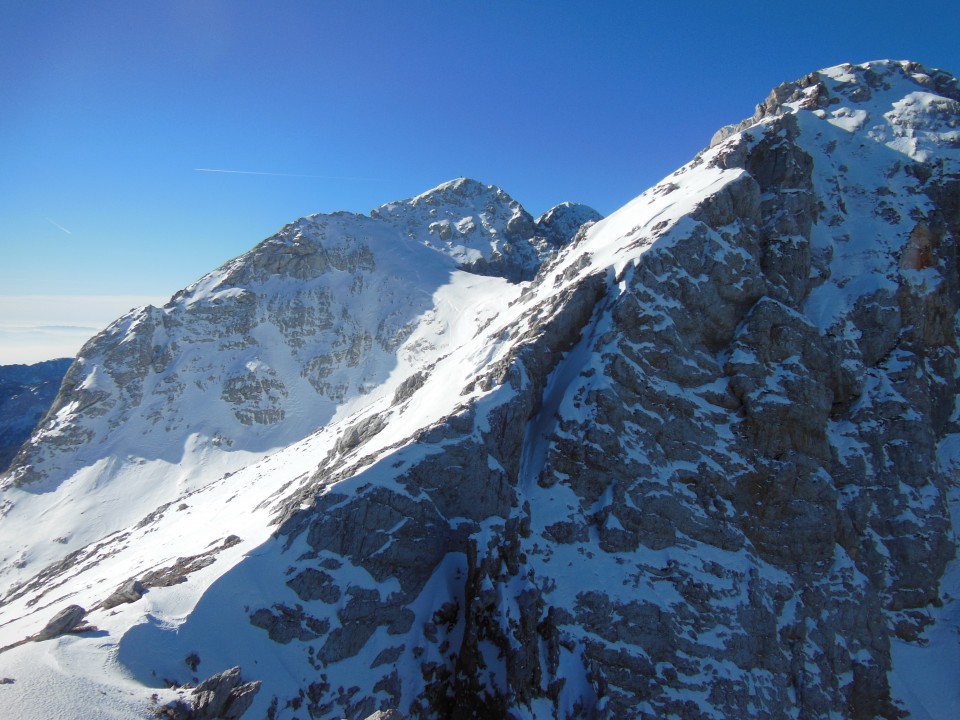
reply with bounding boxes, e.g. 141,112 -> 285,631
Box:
534,202 -> 603,250
190,666 -> 260,720
286,568 -> 340,604
34,605 -> 86,641
102,578 -> 146,609
249,603 -> 329,644
221,680 -> 261,719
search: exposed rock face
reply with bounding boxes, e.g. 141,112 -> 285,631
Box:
363,711 -> 404,720
1,60 -> 958,720
534,201 -> 603,250
189,666 -> 261,720
373,177 -> 600,281
101,579 -> 145,609
231,60 -> 957,718
34,605 -> 85,641
2,183 -> 596,493
0,359 -> 71,472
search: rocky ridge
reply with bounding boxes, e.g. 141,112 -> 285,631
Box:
0,60 -> 959,719
372,178 -> 601,281
2,183 -> 597,496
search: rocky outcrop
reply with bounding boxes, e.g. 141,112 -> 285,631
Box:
363,711 -> 404,720
101,579 -> 145,609
191,666 -> 261,720
534,201 -> 602,250
33,605 -> 86,641
157,666 -> 261,720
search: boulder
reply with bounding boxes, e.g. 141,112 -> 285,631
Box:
102,578 -> 145,609
34,605 -> 85,641
191,666 -> 260,720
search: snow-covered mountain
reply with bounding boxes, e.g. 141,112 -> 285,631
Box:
0,359 -> 71,473
1,60 -> 959,720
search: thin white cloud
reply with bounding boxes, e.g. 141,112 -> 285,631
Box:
45,217 -> 72,235
194,168 -> 379,180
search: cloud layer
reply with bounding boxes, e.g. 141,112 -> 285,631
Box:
0,295 -> 167,365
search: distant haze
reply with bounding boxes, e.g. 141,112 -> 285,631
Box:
0,296 -> 166,364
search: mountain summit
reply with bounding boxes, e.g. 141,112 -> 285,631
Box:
372,177 -> 601,281
1,60 -> 959,719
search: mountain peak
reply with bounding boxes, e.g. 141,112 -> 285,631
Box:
535,201 -> 603,249
712,59 -> 960,163
371,177 -> 591,281
407,176 -> 504,205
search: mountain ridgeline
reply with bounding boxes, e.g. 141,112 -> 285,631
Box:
0,60 -> 959,719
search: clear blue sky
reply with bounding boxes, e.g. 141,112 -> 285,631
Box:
2,0 -> 959,362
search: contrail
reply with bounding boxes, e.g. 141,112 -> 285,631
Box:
45,218 -> 72,235
194,168 -> 378,180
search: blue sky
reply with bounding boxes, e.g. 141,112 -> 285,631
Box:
2,0 -> 959,363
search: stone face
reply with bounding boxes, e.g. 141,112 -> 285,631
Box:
249,604 -> 329,644
362,711 -> 404,720
101,578 -> 145,609
534,202 -> 603,250
221,680 -> 262,719
190,666 -> 260,720
34,605 -> 85,641
286,568 -> 340,604
191,666 -> 242,718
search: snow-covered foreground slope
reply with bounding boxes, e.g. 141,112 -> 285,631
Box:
1,60 -> 960,719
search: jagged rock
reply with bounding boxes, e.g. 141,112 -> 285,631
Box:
102,578 -> 145,609
534,202 -> 603,250
140,552 -> 216,588
220,680 -> 261,719
34,605 -> 85,641
286,568 -> 340,603
190,666 -> 260,720
335,415 -> 386,454
191,666 -> 241,718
